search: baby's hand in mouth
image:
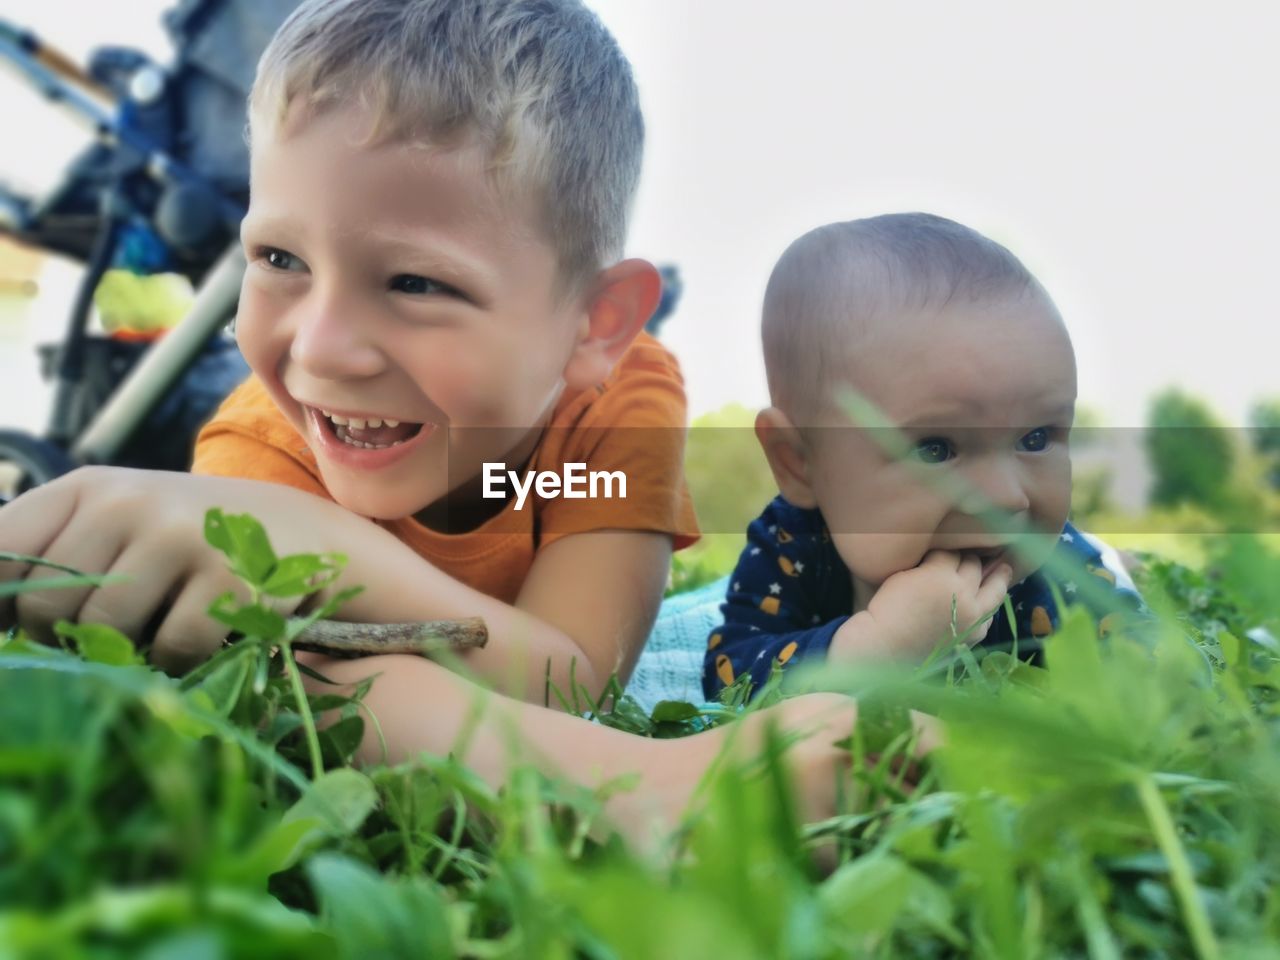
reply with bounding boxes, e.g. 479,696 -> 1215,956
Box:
831,550 -> 1014,661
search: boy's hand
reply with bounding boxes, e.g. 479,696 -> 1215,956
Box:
0,467 -> 359,673
830,550 -> 1013,661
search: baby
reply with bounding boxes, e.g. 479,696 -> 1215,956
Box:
707,213 -> 1142,698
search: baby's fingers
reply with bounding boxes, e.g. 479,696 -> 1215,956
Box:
957,552 -> 983,584
920,550 -> 962,572
978,562 -> 1014,604
969,563 -> 1014,630
909,710 -> 945,756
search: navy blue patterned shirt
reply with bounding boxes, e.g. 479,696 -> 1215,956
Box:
704,496 -> 1144,700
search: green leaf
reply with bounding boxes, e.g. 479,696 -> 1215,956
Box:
285,768 -> 378,837
220,769 -> 378,888
650,699 -> 701,723
207,592 -> 286,641
1218,629 -> 1241,667
307,853 -> 455,959
53,621 -> 140,666
318,715 -> 365,766
221,816 -> 329,888
204,509 -> 278,587
261,553 -> 347,598
188,642 -> 256,716
820,854 -> 914,938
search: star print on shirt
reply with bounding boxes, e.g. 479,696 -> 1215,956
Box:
769,582 -> 782,595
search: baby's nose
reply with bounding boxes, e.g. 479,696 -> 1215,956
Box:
957,456 -> 1032,516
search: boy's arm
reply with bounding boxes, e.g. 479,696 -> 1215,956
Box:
0,467 -> 591,702
513,529 -> 672,699
196,412 -> 650,701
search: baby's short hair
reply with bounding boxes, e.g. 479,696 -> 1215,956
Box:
250,0 -> 643,289
763,213 -> 1045,421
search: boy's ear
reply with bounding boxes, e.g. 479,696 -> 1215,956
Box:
755,407 -> 819,509
563,258 -> 662,390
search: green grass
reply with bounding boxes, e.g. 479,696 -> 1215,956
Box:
2,513 -> 1278,958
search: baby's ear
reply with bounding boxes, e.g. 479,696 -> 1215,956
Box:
755,407 -> 818,509
562,259 -> 661,390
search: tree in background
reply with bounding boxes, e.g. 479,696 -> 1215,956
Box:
1145,388 -> 1234,511
1248,398 -> 1280,489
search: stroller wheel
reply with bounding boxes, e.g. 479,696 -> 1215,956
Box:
0,431 -> 78,503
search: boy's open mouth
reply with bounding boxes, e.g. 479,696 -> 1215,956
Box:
317,408 -> 427,450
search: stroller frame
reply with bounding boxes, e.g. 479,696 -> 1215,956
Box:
0,11 -> 260,499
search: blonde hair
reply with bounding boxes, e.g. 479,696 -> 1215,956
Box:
763,213 -> 1048,422
250,0 -> 643,289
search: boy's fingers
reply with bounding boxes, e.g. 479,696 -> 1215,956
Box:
0,477 -> 84,625
76,540 -> 192,647
149,572 -> 236,675
8,509 -> 126,646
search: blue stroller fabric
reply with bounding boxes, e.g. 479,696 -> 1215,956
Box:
625,575 -> 728,714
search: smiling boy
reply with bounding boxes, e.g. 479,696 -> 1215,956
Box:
0,0 -> 697,707
707,213 -> 1142,698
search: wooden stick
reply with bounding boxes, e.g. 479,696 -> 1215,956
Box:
291,617 -> 487,658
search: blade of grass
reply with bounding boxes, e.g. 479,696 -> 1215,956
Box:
1135,774 -> 1222,960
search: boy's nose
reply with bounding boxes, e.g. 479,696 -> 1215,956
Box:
289,296 -> 385,380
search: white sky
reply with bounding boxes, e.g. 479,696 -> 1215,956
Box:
2,0 -> 1276,429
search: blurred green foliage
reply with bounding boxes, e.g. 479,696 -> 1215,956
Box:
671,403 -> 771,593
1249,397 -> 1280,489
3,514 -> 1280,957
1145,388 -> 1235,511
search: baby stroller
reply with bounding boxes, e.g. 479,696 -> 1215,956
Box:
0,0 -> 301,501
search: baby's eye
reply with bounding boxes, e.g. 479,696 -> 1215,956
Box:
257,247 -> 303,272
390,274 -> 458,297
912,437 -> 954,464
1017,427 -> 1051,452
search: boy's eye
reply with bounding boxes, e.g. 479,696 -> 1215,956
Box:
258,247 -> 303,272
1017,427 -> 1051,452
390,274 -> 457,296
912,437 -> 954,464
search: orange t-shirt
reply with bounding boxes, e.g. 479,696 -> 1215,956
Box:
191,331 -> 700,604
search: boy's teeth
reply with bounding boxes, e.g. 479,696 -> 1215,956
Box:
332,423 -> 407,450
318,410 -> 390,429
